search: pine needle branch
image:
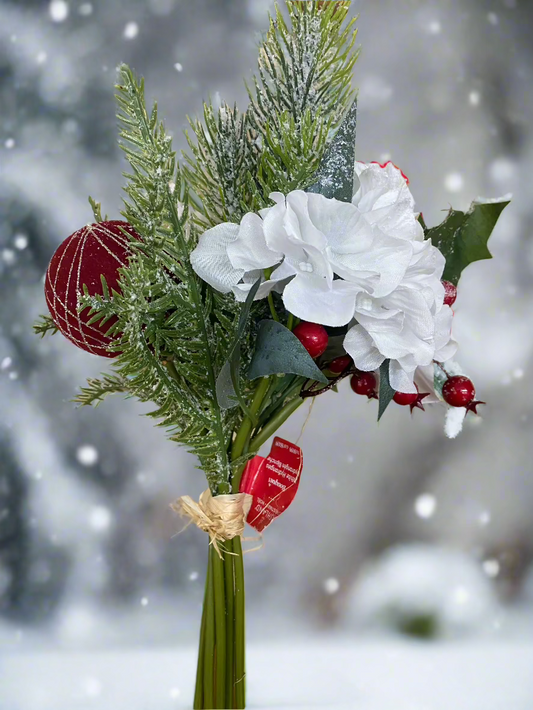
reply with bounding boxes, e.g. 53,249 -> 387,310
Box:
81,64 -> 241,487
183,1 -> 359,229
74,374 -> 131,407
33,314 -> 59,338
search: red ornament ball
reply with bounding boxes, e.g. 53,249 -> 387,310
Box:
350,372 -> 377,399
45,220 -> 137,358
393,390 -> 419,407
442,376 -> 476,408
328,355 -> 352,375
293,322 -> 329,359
442,281 -> 458,307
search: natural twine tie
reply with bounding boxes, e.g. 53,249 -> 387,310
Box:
172,489 -> 253,557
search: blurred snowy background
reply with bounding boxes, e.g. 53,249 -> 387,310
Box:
1,0 -> 533,708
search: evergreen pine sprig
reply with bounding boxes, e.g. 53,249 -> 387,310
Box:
33,314 -> 59,338
184,1 -> 358,230
77,66 -> 254,488
74,373 -> 131,407
184,104 -> 259,230
249,1 -> 358,147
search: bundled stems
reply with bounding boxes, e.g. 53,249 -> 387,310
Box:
194,372 -> 309,708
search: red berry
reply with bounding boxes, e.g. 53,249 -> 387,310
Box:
350,372 -> 378,399
45,221 -> 138,357
328,355 -> 352,374
293,322 -> 329,359
393,390 -> 419,407
394,385 -> 430,412
442,376 -> 475,407
442,281 -> 458,307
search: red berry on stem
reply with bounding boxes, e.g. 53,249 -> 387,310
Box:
45,220 -> 138,358
442,376 -> 476,407
442,281 -> 458,307
350,372 -> 378,400
328,355 -> 352,375
393,390 -> 419,407
394,386 -> 430,413
293,322 -> 329,359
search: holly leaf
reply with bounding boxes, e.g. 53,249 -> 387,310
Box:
248,320 -> 329,384
426,197 -> 510,286
307,99 -> 357,203
378,359 -> 395,421
216,280 -> 261,410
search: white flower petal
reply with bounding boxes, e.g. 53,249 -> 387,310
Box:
389,360 -> 417,394
353,162 -> 424,242
190,223 -> 242,293
360,314 -> 434,364
381,287 -> 435,340
282,276 -> 359,327
332,234 -> 414,297
285,191 -> 328,252
306,193 -> 371,252
344,325 -> 385,371
227,212 -> 282,271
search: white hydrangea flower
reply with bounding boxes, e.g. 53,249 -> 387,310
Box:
352,161 -> 425,243
190,161 -> 456,393
190,212 -> 283,299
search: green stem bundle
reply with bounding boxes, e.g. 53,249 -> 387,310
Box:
194,369 -> 308,708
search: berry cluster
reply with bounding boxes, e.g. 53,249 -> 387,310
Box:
294,319 -> 482,415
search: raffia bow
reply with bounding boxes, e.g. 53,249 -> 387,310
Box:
171,489 -> 253,557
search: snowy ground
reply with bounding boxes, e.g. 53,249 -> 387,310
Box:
2,639 -> 532,710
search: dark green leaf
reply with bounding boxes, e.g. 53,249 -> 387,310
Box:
307,99 -> 357,203
248,320 -> 329,384
426,198 -> 510,286
215,280 -> 261,410
378,359 -> 395,421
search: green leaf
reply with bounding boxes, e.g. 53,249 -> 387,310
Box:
215,280 -> 261,410
426,197 -> 510,286
378,359 -> 395,421
248,320 -> 329,384
307,99 -> 357,202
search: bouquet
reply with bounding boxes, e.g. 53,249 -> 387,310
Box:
35,2 -> 509,708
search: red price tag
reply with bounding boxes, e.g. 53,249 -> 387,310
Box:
239,437 -> 303,533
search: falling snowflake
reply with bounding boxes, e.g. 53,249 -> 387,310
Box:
414,493 -> 437,519
83,677 -> 102,698
444,172 -> 464,193
88,506 -> 112,532
483,559 -> 500,578
49,0 -> 69,22
323,578 -> 340,595
427,20 -> 442,35
76,445 -> 99,466
14,235 -> 28,250
124,22 -> 139,39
